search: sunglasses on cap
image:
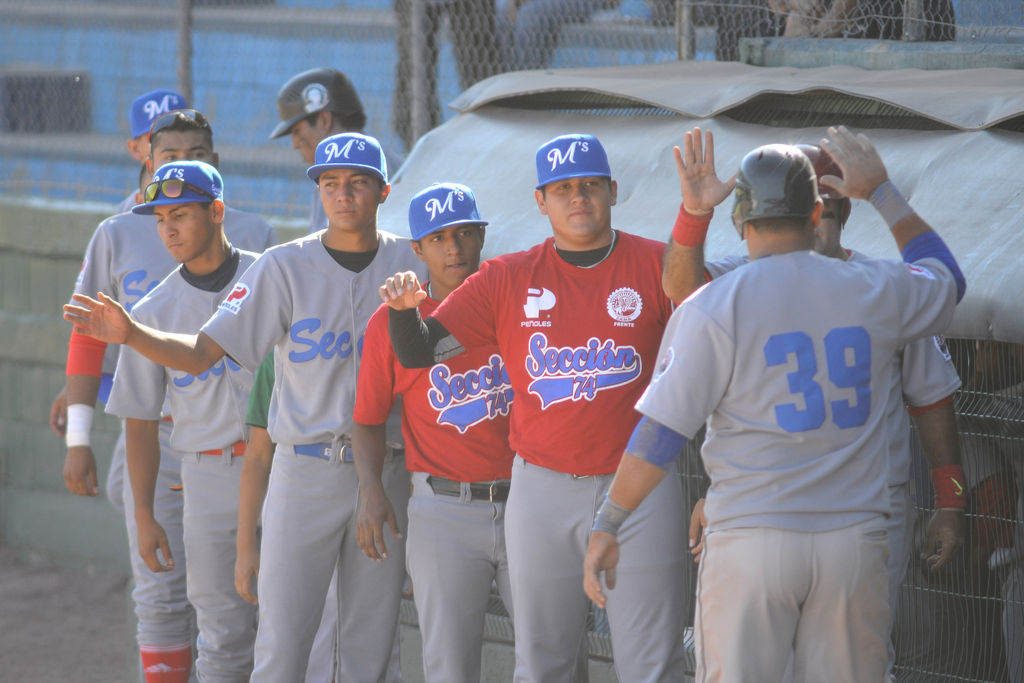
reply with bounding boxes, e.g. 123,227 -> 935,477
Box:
149,108 -> 211,137
144,177 -> 217,204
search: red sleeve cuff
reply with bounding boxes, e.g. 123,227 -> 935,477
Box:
66,329 -> 107,377
906,394 -> 953,417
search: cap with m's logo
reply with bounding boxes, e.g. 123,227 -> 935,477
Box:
408,182 -> 488,240
307,132 -> 387,184
535,133 -> 610,189
129,89 -> 188,138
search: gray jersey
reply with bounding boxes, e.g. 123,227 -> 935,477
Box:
848,250 -> 962,485
638,251 -> 958,532
200,230 -> 427,446
116,192 -> 137,215
73,206 -> 278,382
708,250 -> 962,487
106,251 -> 259,452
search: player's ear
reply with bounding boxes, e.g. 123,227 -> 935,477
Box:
145,157 -> 154,176
609,179 -> 618,206
477,226 -> 486,246
410,239 -> 425,261
809,198 -> 824,228
209,199 -> 226,224
534,189 -> 548,216
378,182 -> 391,205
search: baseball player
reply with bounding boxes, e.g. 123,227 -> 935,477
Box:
381,133 -> 689,682
664,132 -> 966,675
353,182 -> 515,683
117,89 -> 189,213
270,67 -> 402,234
59,109 -> 276,681
583,126 -> 967,682
49,88 -> 187,475
106,160 -> 259,682
65,132 -> 426,682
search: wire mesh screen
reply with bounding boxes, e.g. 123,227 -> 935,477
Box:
2,0 -> 1022,223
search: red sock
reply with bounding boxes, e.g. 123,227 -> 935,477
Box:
140,642 -> 192,683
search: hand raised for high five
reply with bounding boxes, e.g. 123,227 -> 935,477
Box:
674,127 -> 736,216
380,271 -> 427,311
818,125 -> 890,200
63,292 -> 134,345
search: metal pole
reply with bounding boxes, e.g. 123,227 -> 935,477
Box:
903,0 -> 926,40
409,0 -> 430,146
677,0 -> 695,60
178,0 -> 194,104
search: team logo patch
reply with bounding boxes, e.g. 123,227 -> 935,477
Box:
547,140 -> 587,171
524,333 -> 642,407
323,138 -> 362,163
522,287 -> 555,325
142,94 -> 177,121
219,282 -> 251,315
933,335 -> 952,362
428,354 -> 513,433
302,83 -> 328,113
424,189 -> 462,220
651,347 -> 674,385
606,287 -> 642,326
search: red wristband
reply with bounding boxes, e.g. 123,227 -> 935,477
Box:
906,394 -> 953,417
671,204 -> 713,248
66,328 -> 107,377
930,464 -> 966,509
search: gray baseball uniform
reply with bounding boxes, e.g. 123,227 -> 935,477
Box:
706,249 -> 962,624
71,206 -> 275,657
107,249 -> 260,682
639,250 -> 959,681
200,231 -> 426,682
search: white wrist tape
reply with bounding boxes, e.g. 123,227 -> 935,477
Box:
65,404 -> 94,448
869,180 -> 914,228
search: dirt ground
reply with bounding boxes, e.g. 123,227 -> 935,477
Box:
0,545 -> 131,682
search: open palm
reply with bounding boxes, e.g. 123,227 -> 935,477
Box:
63,292 -> 133,344
675,128 -> 735,214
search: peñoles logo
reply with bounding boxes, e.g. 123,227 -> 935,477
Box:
427,354 -> 513,433
524,333 -> 641,407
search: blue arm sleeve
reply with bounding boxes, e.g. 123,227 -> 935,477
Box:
625,416 -> 688,469
901,231 -> 966,303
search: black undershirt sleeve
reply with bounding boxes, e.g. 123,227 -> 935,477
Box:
388,307 -> 464,368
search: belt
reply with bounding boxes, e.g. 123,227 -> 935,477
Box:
293,442 -> 405,463
294,442 -> 352,462
426,475 -> 510,503
200,440 -> 246,457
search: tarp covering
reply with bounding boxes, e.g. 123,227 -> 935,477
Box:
384,63 -> 1024,343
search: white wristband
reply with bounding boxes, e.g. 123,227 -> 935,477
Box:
65,403 -> 94,448
869,180 -> 914,228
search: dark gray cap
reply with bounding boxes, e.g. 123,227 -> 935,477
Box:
731,144 -> 819,237
270,68 -> 365,139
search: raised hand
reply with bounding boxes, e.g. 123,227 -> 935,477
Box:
674,127 -> 736,215
379,271 -> 427,311
62,292 -> 134,344
818,125 -> 890,200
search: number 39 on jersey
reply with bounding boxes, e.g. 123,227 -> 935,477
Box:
764,326 -> 872,433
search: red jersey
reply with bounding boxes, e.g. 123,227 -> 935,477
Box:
354,295 -> 515,482
432,232 -> 673,476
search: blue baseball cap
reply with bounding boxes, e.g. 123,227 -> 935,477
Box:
129,89 -> 188,138
408,182 -> 488,241
132,160 -> 223,215
535,133 -> 611,189
307,132 -> 387,184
